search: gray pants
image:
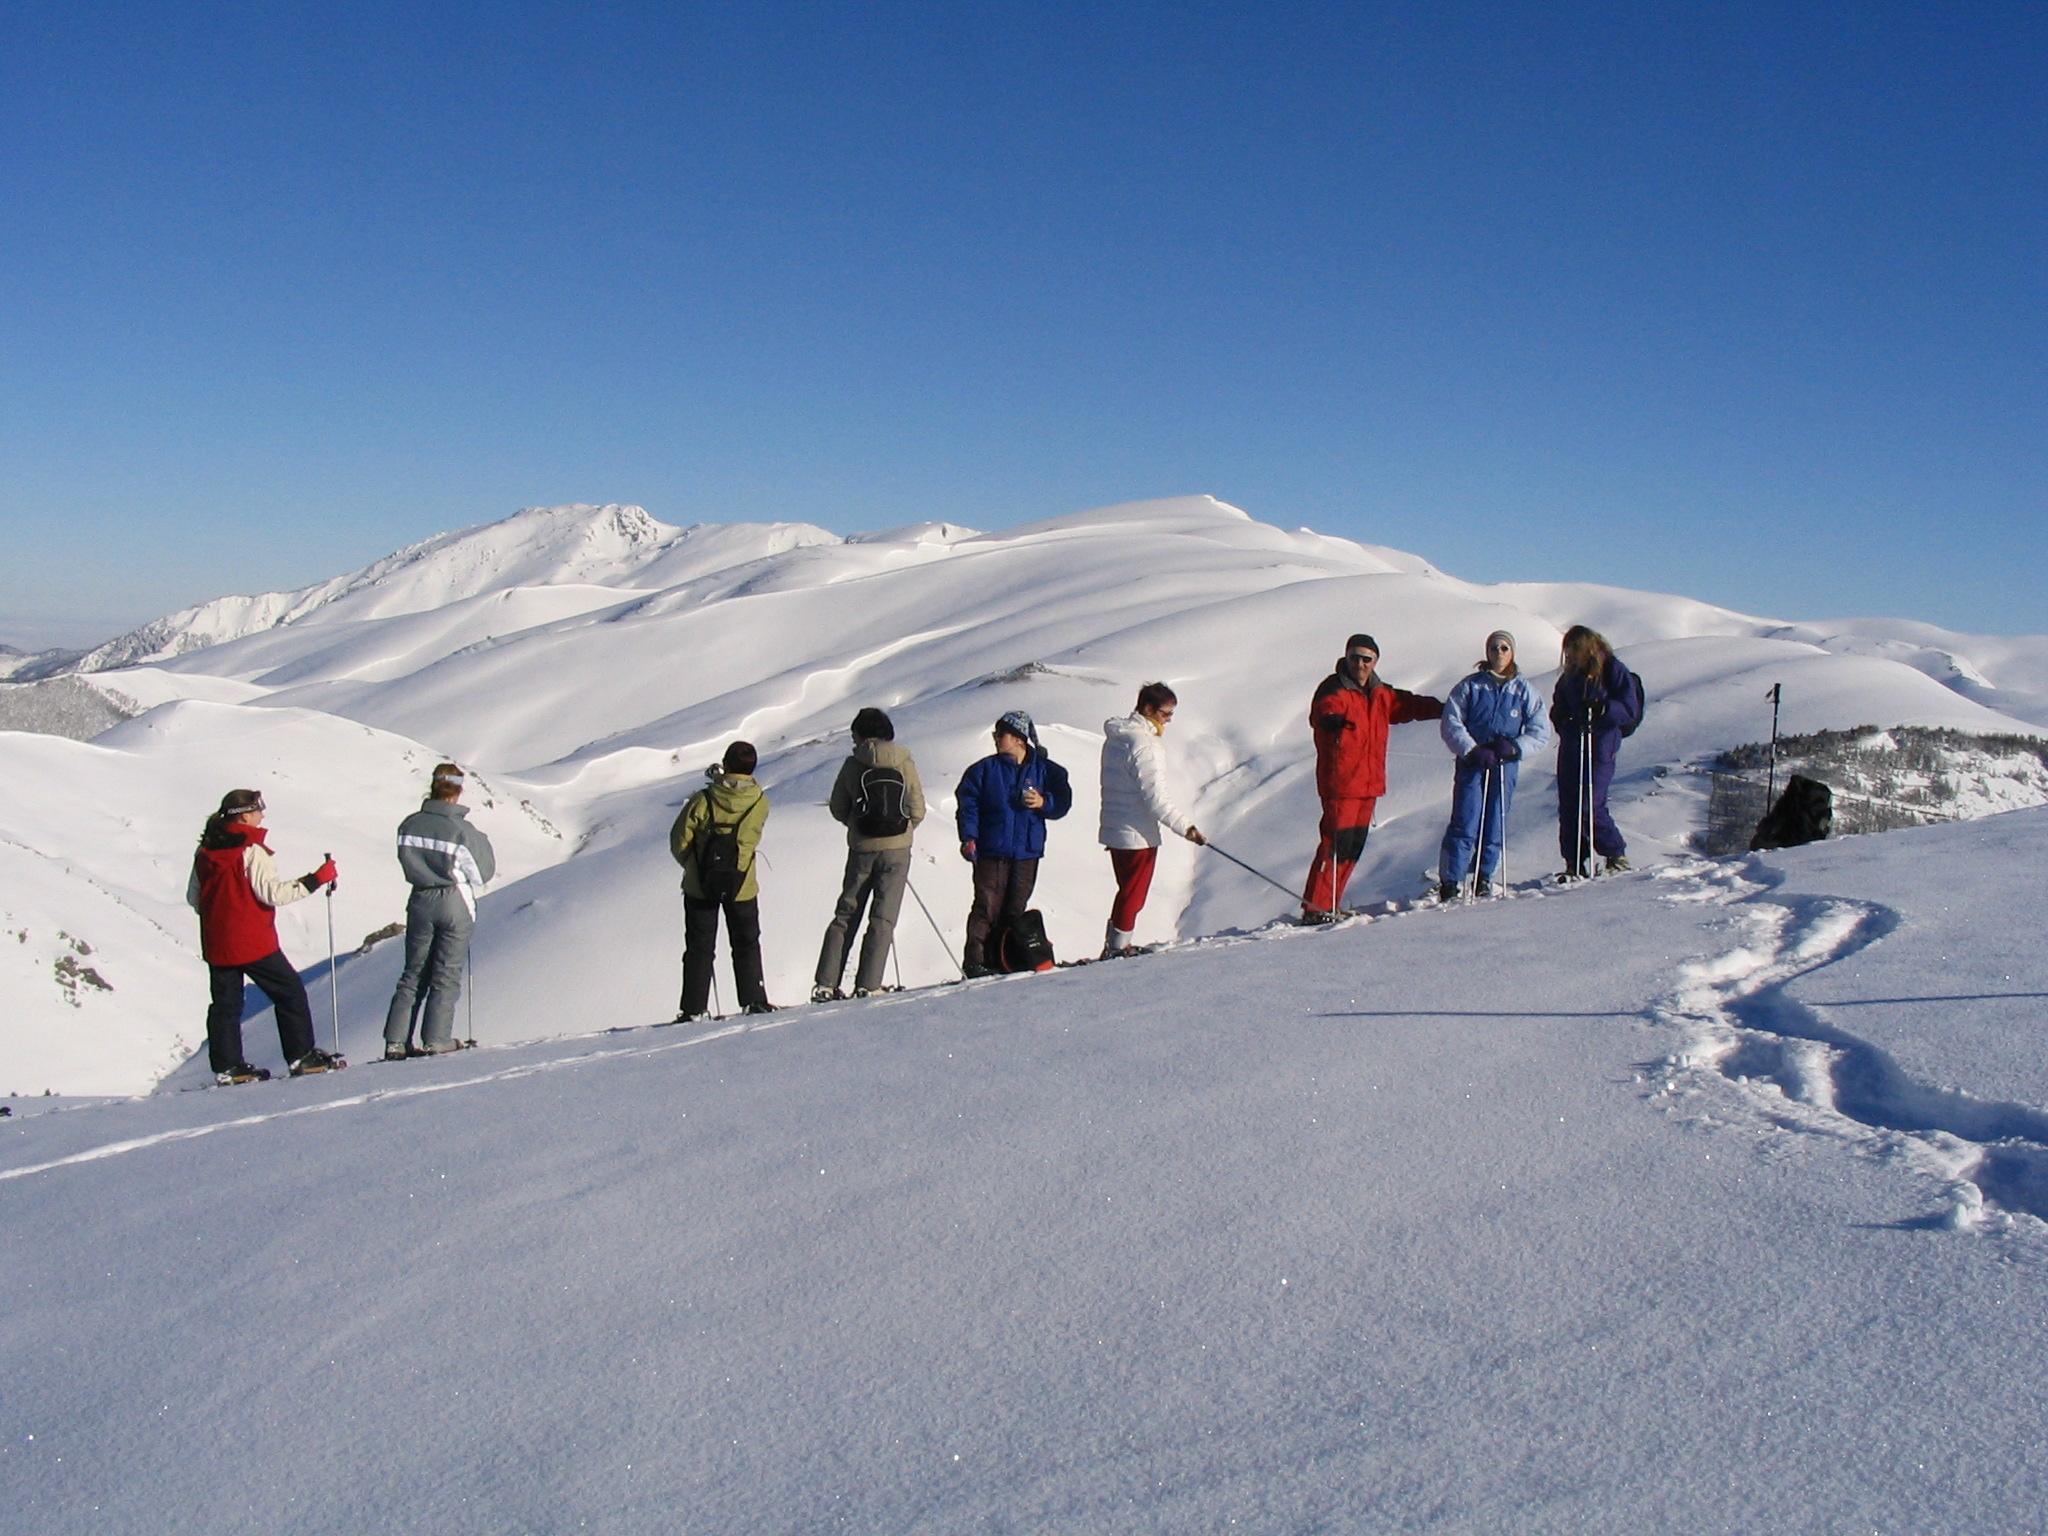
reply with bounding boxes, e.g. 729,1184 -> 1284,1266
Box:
815,847 -> 910,994
384,886 -> 474,1047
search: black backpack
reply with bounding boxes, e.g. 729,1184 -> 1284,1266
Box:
693,799 -> 745,900
851,764 -> 911,838
1750,775 -> 1833,852
995,909 -> 1056,974
1617,666 -> 1647,738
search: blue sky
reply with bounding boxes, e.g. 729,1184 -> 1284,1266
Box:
2,0 -> 2042,647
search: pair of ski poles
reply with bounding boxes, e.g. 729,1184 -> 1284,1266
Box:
330,875 -> 482,1057
1463,765 -> 1506,901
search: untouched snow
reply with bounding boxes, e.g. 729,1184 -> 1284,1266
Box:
3,495 -> 2046,1096
3,810 -> 2045,1533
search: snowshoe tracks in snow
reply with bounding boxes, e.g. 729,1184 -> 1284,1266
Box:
1647,857 -> 2048,1233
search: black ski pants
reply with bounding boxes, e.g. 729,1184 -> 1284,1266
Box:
681,895 -> 768,1017
205,949 -> 316,1073
963,856 -> 1038,969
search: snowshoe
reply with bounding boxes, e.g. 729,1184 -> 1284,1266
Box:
810,985 -> 844,1004
287,1049 -> 346,1077
1605,855 -> 1631,874
215,1063 -> 271,1086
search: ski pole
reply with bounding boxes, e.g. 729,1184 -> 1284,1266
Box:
905,877 -> 967,979
1577,712 -> 1592,878
1205,842 -> 1304,904
323,854 -> 341,1056
1468,766 -> 1490,902
1498,769 -> 1510,895
465,944 -> 475,1047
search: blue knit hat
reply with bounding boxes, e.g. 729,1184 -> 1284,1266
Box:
995,709 -> 1038,748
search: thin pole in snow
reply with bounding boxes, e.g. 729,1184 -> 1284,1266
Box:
323,854 -> 341,1056
1206,842 -> 1305,906
906,877 -> 966,979
1467,766 -> 1490,902
1767,683 -> 1783,806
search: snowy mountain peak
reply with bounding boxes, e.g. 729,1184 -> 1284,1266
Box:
68,502 -> 836,673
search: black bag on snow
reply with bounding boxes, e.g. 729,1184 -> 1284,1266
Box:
995,909 -> 1056,973
851,764 -> 911,838
693,802 -> 746,901
1749,775 -> 1833,852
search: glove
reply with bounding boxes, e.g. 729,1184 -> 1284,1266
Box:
960,840 -> 977,862
303,858 -> 338,891
1316,713 -> 1349,735
1463,744 -> 1500,771
1495,739 -> 1520,762
1185,826 -> 1207,846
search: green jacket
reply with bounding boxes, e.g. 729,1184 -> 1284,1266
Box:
669,774 -> 769,901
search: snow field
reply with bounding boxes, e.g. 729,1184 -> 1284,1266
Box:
4,812 -> 2047,1532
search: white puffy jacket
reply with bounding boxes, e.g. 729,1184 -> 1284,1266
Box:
1098,712 -> 1194,849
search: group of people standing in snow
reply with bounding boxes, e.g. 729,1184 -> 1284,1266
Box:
187,626 -> 1639,1075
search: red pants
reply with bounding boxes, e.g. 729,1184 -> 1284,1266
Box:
1302,796 -> 1375,915
1107,846 -> 1157,933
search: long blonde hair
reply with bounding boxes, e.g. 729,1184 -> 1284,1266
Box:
1560,624 -> 1612,680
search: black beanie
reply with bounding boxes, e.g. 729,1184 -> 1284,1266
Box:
850,707 -> 895,741
722,740 -> 758,775
1346,633 -> 1380,658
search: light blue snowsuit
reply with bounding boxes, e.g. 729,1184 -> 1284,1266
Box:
1438,668 -> 1550,886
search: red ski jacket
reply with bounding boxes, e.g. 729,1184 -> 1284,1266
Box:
1309,670 -> 1444,800
186,824 -> 314,967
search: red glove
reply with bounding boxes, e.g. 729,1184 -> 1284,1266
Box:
305,858 -> 338,890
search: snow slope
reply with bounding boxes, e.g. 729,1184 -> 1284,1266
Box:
4,811 -> 2045,1533
3,496 -> 2044,1096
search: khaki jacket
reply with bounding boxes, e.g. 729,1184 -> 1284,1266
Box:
827,739 -> 927,853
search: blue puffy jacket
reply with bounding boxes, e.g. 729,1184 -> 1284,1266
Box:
955,750 -> 1073,861
1441,670 -> 1551,761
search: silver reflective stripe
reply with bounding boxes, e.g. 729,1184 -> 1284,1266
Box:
400,833 -> 482,918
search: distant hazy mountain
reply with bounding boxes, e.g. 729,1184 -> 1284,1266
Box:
70,504 -> 840,673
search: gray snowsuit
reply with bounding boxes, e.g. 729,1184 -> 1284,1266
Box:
383,797 -> 497,1049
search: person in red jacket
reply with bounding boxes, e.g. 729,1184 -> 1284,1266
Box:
1302,634 -> 1444,921
185,789 -> 342,1084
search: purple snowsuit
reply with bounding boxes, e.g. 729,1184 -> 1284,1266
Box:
1550,656 -> 1640,867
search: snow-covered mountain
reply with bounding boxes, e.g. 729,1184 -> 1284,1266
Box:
0,642 -> 85,682
4,495 -> 2044,1096
68,503 -> 841,672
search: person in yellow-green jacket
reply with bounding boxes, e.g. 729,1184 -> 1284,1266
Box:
669,740 -> 773,1020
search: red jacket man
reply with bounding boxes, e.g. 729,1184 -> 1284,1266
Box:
1303,633 -> 1442,919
